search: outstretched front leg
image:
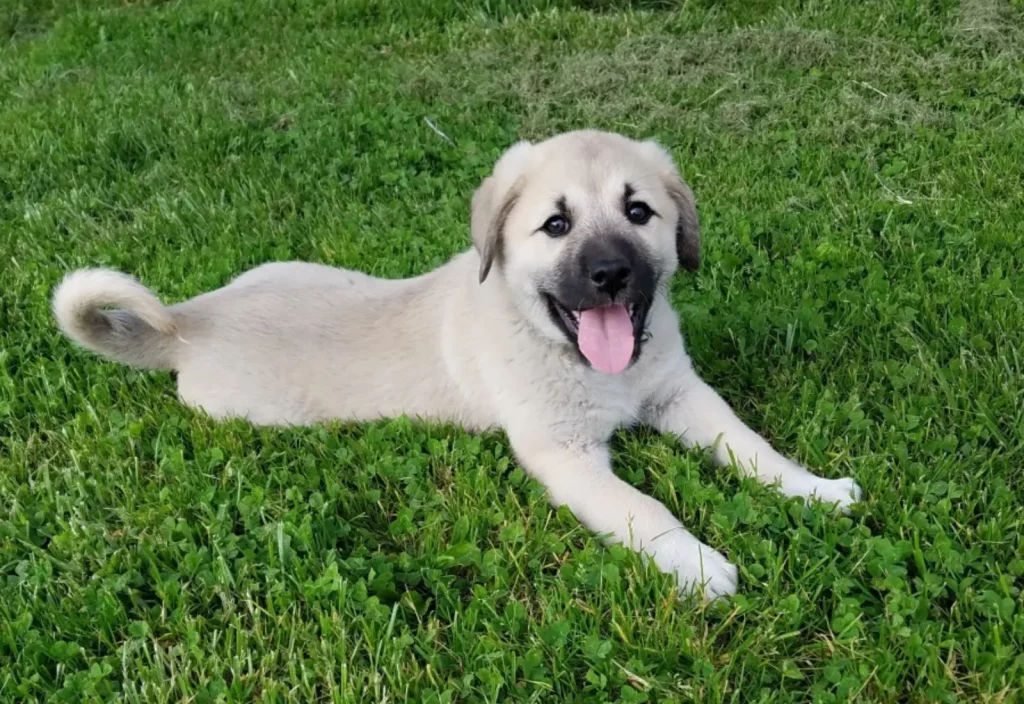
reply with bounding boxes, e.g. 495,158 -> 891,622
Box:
646,364 -> 862,511
507,425 -> 738,601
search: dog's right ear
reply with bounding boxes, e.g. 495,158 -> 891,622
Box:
470,176 -> 504,283
472,141 -> 533,283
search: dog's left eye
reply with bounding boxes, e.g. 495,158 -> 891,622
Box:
626,201 -> 653,225
542,215 -> 571,237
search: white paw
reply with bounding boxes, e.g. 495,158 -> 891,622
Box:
807,476 -> 862,514
647,532 -> 738,602
685,546 -> 739,602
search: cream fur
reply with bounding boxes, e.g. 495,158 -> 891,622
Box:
53,130 -> 861,601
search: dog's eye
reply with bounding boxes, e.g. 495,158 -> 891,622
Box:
626,201 -> 653,225
542,215 -> 571,237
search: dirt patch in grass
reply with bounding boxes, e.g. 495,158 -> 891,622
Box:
403,24 -> 952,139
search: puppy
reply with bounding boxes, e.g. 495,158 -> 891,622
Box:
54,130 -> 861,600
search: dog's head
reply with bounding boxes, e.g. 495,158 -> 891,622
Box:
471,130 -> 700,374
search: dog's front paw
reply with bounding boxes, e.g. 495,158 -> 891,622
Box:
686,546 -> 739,602
807,476 -> 862,514
649,534 -> 738,602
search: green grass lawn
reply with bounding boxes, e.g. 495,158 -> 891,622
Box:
2,0 -> 1023,701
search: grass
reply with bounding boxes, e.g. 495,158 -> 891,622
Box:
1,0 -> 1023,700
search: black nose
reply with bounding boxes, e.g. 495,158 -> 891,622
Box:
589,258 -> 632,295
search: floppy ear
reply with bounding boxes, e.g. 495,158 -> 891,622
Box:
641,140 -> 701,272
471,140 -> 533,283
665,176 -> 701,272
470,177 -> 502,283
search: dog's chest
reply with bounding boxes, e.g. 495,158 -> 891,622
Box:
543,369 -> 652,440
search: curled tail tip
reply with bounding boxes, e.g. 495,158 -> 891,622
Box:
51,267 -> 179,369
52,267 -> 177,335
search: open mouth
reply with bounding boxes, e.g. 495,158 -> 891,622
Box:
545,295 -> 648,374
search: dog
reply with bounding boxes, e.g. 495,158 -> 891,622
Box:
53,130 -> 861,600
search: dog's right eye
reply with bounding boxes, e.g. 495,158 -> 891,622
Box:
541,215 -> 571,237
626,201 -> 654,225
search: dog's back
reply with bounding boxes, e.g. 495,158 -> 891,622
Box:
53,257 -> 475,425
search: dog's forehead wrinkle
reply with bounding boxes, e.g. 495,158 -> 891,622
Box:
552,186 -> 627,227
526,157 -> 664,218
532,148 -> 648,195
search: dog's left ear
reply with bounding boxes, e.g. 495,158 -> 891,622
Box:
665,177 -> 701,272
472,140 -> 533,283
641,141 -> 701,272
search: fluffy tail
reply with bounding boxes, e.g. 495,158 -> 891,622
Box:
52,269 -> 180,370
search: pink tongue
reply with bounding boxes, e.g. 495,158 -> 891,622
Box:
577,305 -> 635,374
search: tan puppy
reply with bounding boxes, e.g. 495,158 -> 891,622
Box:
54,130 -> 861,600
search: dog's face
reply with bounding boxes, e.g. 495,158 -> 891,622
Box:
472,130 -> 700,373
